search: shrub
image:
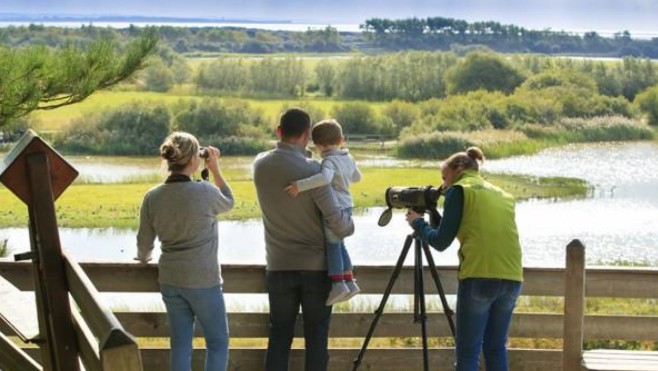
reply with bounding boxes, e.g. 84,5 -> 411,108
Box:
332,102 -> 381,135
445,52 -> 526,95
398,130 -> 530,159
175,98 -> 260,137
200,135 -> 270,156
635,85 -> 658,126
382,100 -> 420,135
559,116 -> 654,142
398,132 -> 475,159
56,103 -> 172,155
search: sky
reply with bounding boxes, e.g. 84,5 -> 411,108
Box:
2,0 -> 658,35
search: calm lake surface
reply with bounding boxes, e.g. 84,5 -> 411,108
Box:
2,141 -> 657,268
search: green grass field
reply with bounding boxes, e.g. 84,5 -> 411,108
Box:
0,166 -> 588,228
30,90 -> 387,132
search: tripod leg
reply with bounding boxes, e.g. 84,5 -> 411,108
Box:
421,239 -> 456,338
352,234 -> 415,371
414,237 -> 430,371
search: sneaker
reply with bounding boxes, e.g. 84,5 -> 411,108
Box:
341,280 -> 361,302
326,281 -> 350,306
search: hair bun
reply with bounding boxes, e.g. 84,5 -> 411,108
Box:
466,146 -> 484,162
161,144 -> 182,162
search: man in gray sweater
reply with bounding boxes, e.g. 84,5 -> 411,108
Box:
253,108 -> 354,371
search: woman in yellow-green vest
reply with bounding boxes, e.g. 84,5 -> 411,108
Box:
406,147 -> 523,371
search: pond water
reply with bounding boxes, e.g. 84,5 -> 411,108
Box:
2,141 -> 657,268
2,141 -> 657,332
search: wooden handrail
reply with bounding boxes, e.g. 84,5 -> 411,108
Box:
2,242 -> 658,371
63,252 -> 143,371
2,261 -> 657,297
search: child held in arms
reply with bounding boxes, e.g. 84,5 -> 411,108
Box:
285,119 -> 362,305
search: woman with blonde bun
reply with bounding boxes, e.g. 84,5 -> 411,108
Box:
136,131 -> 234,371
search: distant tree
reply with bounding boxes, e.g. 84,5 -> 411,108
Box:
141,58 -> 174,92
445,52 -> 526,95
382,100 -> 420,135
0,29 -> 157,126
314,60 -> 336,96
332,102 -> 380,135
635,85 -> 658,126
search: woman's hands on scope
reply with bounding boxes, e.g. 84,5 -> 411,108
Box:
405,209 -> 424,226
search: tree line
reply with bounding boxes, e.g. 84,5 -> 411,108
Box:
3,18 -> 658,57
0,24 -> 350,54
191,51 -> 657,102
361,17 -> 658,58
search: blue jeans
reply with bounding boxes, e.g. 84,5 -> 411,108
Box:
455,278 -> 522,371
161,284 -> 229,371
325,207 -> 353,276
265,270 -> 333,371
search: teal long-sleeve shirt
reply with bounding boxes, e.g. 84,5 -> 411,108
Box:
411,186 -> 463,251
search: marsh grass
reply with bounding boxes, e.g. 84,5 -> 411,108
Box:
0,164 -> 587,228
0,237 -> 10,257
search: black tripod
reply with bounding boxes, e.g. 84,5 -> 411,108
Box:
352,232 -> 456,371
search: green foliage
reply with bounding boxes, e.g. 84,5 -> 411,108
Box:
173,98 -> 271,154
197,135 -> 270,156
54,98 -> 272,156
515,116 -> 653,143
397,131 -> 475,159
279,102 -> 327,125
195,57 -> 306,97
55,102 -> 172,155
0,29 -> 158,126
381,100 -> 420,136
140,58 -> 174,92
445,52 -> 526,95
635,85 -> 658,126
331,102 -> 380,135
617,57 -> 658,100
521,68 -> 598,93
314,60 -> 336,97
558,116 -> 654,141
335,51 -> 456,101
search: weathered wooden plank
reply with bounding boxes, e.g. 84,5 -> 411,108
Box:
584,315 -> 658,341
0,332 -> 41,371
71,308 -> 101,371
11,311 -> 647,343
586,268 -> 658,298
139,347 -> 560,371
64,252 -> 127,340
12,345 -> 574,371
6,261 -> 654,297
582,349 -> 658,371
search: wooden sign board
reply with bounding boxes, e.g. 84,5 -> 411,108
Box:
0,130 -> 78,206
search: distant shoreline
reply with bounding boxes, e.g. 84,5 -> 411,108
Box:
0,13 -> 292,24
0,17 -> 655,39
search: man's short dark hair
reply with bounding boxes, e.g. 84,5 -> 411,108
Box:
279,108 -> 311,139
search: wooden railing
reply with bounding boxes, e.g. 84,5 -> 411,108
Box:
0,130 -> 141,371
1,241 -> 657,371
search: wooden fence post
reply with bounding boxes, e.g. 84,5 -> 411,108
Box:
563,239 -> 586,371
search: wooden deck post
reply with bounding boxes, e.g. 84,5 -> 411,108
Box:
563,239 -> 586,371
0,130 -> 81,371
